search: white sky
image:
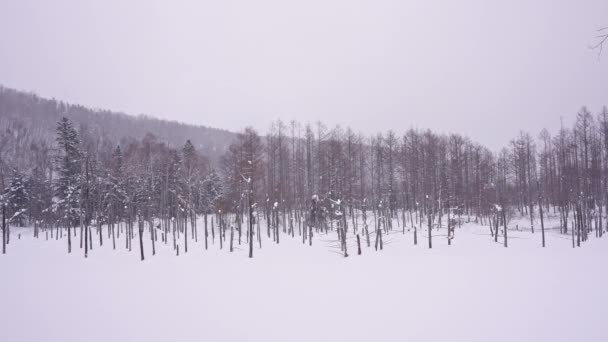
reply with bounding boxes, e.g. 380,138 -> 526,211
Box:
1,0 -> 606,150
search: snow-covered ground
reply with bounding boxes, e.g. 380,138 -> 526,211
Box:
1,217 -> 607,342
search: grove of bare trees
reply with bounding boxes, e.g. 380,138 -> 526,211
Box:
1,87 -> 607,258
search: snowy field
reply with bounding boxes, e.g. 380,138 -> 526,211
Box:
1,218 -> 607,342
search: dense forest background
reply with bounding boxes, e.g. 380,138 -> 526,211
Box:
0,86 -> 235,167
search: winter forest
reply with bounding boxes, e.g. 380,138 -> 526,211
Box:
1,86 -> 608,342
1,88 -> 607,258
2,1 -> 608,341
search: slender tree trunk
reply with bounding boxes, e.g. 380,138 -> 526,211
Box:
341,228 -> 348,257
230,224 -> 234,252
150,220 -> 156,256
538,190 -> 545,247
204,214 -> 208,250
447,207 -> 452,245
67,220 -> 72,253
2,204 -> 6,254
139,218 -> 145,261
84,218 -> 89,258
309,222 -> 313,246
184,213 -> 188,254
502,207 -> 508,248
427,209 -> 432,249
248,191 -> 254,259
111,220 -> 116,250
98,217 -> 103,247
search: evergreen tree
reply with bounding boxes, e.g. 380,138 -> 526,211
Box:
105,145 -> 127,220
3,170 -> 29,226
54,117 -> 82,225
182,140 -> 196,177
29,166 -> 51,225
202,169 -> 223,213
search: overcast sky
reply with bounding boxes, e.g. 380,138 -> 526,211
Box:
0,0 -> 606,150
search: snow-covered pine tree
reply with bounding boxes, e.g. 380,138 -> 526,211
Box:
54,117 -> 82,252
202,168 -> 223,210
29,166 -> 52,228
3,170 -> 30,227
107,145 -> 127,219
167,149 -> 184,219
182,139 -> 198,249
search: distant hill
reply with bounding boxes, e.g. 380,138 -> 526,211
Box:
0,85 -> 236,162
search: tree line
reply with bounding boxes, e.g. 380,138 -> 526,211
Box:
1,105 -> 607,258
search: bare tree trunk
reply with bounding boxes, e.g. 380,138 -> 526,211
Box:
184,212 -> 188,254
84,218 -> 89,258
230,224 -> 234,252
538,187 -> 546,248
502,207 -> 508,248
447,206 -> 452,246
150,220 -> 156,256
494,214 -> 499,243
98,216 -> 103,247
244,176 -> 254,258
211,216 -> 215,244
341,228 -> 348,257
248,196 -> 254,259
136,217 -> 143,261
577,205 -> 582,247
257,211 -> 262,248
571,217 -> 575,248
309,222 -> 313,246
67,220 -> 72,253
204,214 -> 208,250
111,219 -> 116,250
80,214 -> 83,249
427,210 -> 432,249
2,204 -> 5,254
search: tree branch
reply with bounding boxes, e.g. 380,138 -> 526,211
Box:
590,27 -> 608,58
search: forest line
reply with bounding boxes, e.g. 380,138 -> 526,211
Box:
1,105 -> 607,257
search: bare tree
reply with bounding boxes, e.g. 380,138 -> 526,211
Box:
591,27 -> 608,58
